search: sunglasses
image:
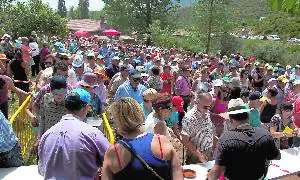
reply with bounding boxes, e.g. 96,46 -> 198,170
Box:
133,78 -> 141,82
283,109 -> 293,112
144,99 -> 151,103
61,57 -> 69,60
81,85 -> 92,89
74,66 -> 83,69
203,105 -> 211,110
52,89 -> 67,95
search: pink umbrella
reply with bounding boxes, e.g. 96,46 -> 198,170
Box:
74,31 -> 89,37
102,29 -> 121,36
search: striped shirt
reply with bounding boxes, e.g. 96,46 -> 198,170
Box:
39,93 -> 67,138
182,107 -> 214,152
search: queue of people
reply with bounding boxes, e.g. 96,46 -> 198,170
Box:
0,33 -> 300,180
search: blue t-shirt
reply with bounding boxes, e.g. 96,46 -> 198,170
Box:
115,81 -> 147,104
165,112 -> 179,128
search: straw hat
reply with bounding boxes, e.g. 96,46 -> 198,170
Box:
227,98 -> 249,115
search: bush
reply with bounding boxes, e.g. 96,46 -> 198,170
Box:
241,39 -> 300,66
219,33 -> 242,55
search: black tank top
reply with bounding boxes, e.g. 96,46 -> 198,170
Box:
260,102 -> 277,123
10,60 -> 27,81
253,73 -> 263,88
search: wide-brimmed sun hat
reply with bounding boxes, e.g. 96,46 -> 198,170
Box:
94,67 -> 109,80
227,98 -> 250,115
79,72 -> 99,88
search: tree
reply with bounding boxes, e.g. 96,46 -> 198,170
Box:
90,10 -> 105,20
2,0 -> 68,37
103,0 -> 179,34
0,0 -> 14,12
268,0 -> 300,15
68,6 -> 75,18
68,5 -> 80,19
78,0 -> 89,19
57,0 -> 67,17
192,0 -> 234,53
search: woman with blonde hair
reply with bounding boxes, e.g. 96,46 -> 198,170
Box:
102,97 -> 182,180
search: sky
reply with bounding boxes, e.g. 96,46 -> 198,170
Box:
18,0 -> 105,11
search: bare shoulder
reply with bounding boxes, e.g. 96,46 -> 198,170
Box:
151,134 -> 174,160
105,143 -> 132,173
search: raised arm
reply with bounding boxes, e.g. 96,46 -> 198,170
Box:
1,75 -> 28,97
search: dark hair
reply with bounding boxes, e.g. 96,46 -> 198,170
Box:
65,92 -> 87,111
151,66 -> 160,76
280,102 -> 293,112
241,91 -> 250,98
53,61 -> 68,75
14,48 -> 23,61
0,77 -> 6,89
28,37 -> 34,43
152,93 -> 171,111
229,112 -> 249,121
268,88 -> 278,97
50,75 -> 67,91
240,69 -> 248,78
217,85 -> 230,100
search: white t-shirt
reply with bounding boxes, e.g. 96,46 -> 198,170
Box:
29,42 -> 39,57
144,112 -> 171,139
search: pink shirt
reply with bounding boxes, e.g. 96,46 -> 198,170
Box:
293,96 -> 300,128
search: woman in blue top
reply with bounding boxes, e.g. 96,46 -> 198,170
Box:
102,97 -> 183,180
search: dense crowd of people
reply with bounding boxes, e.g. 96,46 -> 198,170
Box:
0,32 -> 300,180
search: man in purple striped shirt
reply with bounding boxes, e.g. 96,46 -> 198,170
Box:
175,68 -> 192,126
38,88 -> 110,180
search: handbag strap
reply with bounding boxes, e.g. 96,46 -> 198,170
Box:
119,140 -> 165,180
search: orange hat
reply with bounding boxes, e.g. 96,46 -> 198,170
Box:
94,67 -> 108,80
0,54 -> 7,60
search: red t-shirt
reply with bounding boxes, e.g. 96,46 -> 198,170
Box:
160,72 -> 173,94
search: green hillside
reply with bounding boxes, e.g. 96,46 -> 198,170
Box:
177,0 -> 272,26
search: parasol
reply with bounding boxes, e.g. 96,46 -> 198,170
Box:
74,31 -> 89,37
102,29 -> 121,36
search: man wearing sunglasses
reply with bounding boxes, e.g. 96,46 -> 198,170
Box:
181,92 -> 214,164
59,53 -> 71,66
114,69 -> 147,104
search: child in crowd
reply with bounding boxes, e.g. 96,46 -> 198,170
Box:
165,96 -> 184,140
246,91 -> 262,127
